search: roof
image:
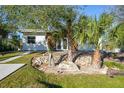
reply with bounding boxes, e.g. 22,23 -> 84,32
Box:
20,29 -> 45,33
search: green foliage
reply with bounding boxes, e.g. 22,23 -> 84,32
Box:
74,15 -> 89,45
1,6 -> 78,30
115,23 -> 124,48
108,23 -> 124,50
0,39 -> 17,52
75,12 -> 114,50
0,35 -> 21,52
104,61 -> 124,69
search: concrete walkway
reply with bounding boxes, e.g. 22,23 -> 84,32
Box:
0,51 -> 31,63
0,64 -> 25,80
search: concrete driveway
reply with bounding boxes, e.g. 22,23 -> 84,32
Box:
0,64 -> 25,80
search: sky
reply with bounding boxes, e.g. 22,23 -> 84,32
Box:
81,5 -> 114,18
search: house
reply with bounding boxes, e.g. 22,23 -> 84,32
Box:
21,29 -> 69,51
21,29 -> 95,51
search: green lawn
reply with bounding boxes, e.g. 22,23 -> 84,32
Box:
0,52 -> 23,61
0,52 -> 124,88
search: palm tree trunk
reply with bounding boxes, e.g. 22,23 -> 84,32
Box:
45,33 -> 55,67
92,49 -> 101,68
72,40 -> 78,52
67,20 -> 73,62
67,36 -> 73,62
48,52 -> 54,67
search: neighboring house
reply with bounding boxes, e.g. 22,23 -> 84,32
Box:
21,29 -> 68,51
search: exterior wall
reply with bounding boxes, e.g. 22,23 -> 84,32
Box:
22,34 -> 95,51
78,43 -> 95,51
22,35 -> 47,51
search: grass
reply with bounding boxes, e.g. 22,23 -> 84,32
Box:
0,52 -> 23,61
1,52 -> 124,88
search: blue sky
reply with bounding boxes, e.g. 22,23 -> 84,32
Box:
81,5 -> 114,18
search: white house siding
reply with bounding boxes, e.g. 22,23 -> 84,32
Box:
22,35 -> 47,51
22,35 -> 94,51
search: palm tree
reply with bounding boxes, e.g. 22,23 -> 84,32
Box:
43,6 -> 79,63
74,15 -> 89,47
108,23 -> 124,52
91,13 -> 113,68
75,13 -> 114,68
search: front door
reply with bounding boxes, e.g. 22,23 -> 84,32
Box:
56,38 -> 68,50
63,38 -> 68,50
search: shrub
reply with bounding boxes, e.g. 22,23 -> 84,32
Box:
104,61 -> 124,69
0,39 -> 18,52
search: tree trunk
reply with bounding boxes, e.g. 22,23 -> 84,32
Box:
92,49 -> 101,68
67,20 -> 73,62
45,32 -> 55,67
72,40 -> 78,52
48,52 -> 55,67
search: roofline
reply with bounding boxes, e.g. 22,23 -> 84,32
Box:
19,29 -> 46,32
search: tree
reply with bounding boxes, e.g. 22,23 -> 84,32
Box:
92,13 -> 114,68
0,16 -> 17,52
115,6 -> 124,23
108,23 -> 124,51
75,13 -> 114,68
1,6 -> 83,66
113,6 -> 124,50
101,6 -> 124,53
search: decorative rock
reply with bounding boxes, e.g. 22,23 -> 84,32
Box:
32,57 -> 43,68
58,61 -> 79,72
75,55 -> 92,68
99,66 -> 108,74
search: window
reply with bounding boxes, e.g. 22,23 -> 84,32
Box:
56,39 -> 61,49
63,38 -> 68,49
0,35 -> 2,39
27,36 -> 35,44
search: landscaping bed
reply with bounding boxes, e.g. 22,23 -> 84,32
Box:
31,51 -> 108,74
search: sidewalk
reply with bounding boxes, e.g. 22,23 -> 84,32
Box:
0,51 -> 31,63
0,64 -> 25,80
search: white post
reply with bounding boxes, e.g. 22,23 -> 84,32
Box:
61,38 -> 64,50
55,41 -> 58,50
66,38 -> 68,50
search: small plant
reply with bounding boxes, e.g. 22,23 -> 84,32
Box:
111,53 -> 117,58
104,61 -> 124,69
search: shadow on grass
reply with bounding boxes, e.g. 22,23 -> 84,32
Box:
37,79 -> 62,88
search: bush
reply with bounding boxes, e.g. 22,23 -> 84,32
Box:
104,61 -> 124,69
0,39 -> 18,52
